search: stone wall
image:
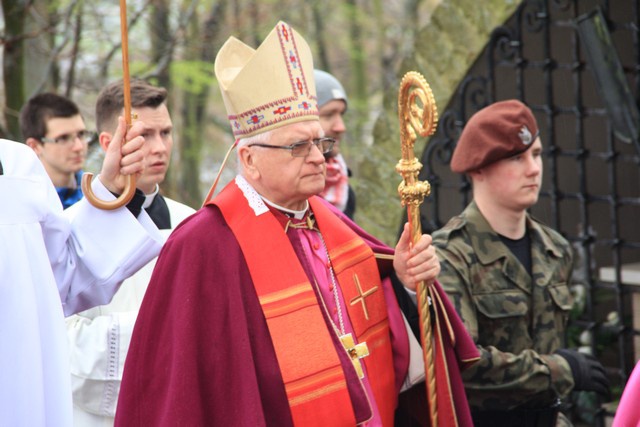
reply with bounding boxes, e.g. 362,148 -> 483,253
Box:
353,0 -> 520,245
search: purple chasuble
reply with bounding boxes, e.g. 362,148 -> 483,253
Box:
115,196 -> 409,427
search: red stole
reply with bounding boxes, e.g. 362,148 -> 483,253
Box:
211,182 -> 397,426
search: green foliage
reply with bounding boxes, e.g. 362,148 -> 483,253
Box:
363,0 -> 520,241
0,0 -> 520,219
169,60 -> 215,94
353,111 -> 406,245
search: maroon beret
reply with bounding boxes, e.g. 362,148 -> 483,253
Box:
450,99 -> 539,173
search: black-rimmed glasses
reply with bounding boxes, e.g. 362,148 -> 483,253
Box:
40,130 -> 97,146
248,137 -> 335,157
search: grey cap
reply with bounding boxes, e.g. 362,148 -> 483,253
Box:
314,69 -> 348,109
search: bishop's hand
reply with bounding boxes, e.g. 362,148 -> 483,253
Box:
393,222 -> 441,291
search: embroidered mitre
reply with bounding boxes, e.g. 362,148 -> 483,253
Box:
214,21 -> 318,138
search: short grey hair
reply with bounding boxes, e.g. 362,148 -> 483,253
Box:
236,130 -> 274,173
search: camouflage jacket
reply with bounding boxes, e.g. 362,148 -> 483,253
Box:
432,201 -> 575,412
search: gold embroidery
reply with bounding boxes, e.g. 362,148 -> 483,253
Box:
349,274 -> 378,320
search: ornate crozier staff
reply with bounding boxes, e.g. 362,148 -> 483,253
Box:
396,71 -> 439,425
81,0 -> 136,209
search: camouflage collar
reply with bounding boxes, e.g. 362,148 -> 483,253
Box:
526,215 -> 565,259
463,201 -> 565,265
462,202 -> 512,266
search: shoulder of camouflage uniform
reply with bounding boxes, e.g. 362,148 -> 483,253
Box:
432,213 -> 467,245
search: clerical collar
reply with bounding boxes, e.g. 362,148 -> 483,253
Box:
262,197 -> 309,220
142,184 -> 160,209
234,175 -> 309,218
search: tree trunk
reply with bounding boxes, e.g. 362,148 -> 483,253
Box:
345,0 -> 368,144
1,0 -> 27,139
65,3 -> 83,98
373,0 -> 394,90
150,0 -> 171,91
178,0 -> 227,207
311,0 -> 330,72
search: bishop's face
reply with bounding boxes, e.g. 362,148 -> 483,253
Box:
242,121 -> 326,210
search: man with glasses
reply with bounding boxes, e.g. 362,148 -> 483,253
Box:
116,21 -> 478,427
21,93 -> 95,209
246,135 -> 335,156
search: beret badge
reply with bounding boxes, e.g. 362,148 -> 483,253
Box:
518,125 -> 533,145
450,99 -> 539,173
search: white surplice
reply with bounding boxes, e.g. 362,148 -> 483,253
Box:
66,197 -> 195,426
0,139 -> 163,427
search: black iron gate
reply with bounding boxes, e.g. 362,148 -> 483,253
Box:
419,0 -> 640,424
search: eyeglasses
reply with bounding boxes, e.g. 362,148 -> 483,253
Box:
248,137 -> 335,158
40,130 -> 96,146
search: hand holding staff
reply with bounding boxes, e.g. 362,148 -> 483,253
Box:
396,71 -> 439,426
81,0 -> 136,209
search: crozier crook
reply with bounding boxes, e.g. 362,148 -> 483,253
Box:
396,71 -> 439,426
81,0 -> 136,209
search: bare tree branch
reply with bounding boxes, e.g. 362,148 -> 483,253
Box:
64,1 -> 84,97
140,0 -> 199,82
98,0 -> 153,81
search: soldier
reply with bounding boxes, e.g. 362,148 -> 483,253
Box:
432,100 -> 610,426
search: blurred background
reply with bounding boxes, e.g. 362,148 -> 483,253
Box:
2,1 -> 640,425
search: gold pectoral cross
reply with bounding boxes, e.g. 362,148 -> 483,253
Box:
349,274 -> 378,320
340,333 -> 369,379
284,215 -> 316,233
